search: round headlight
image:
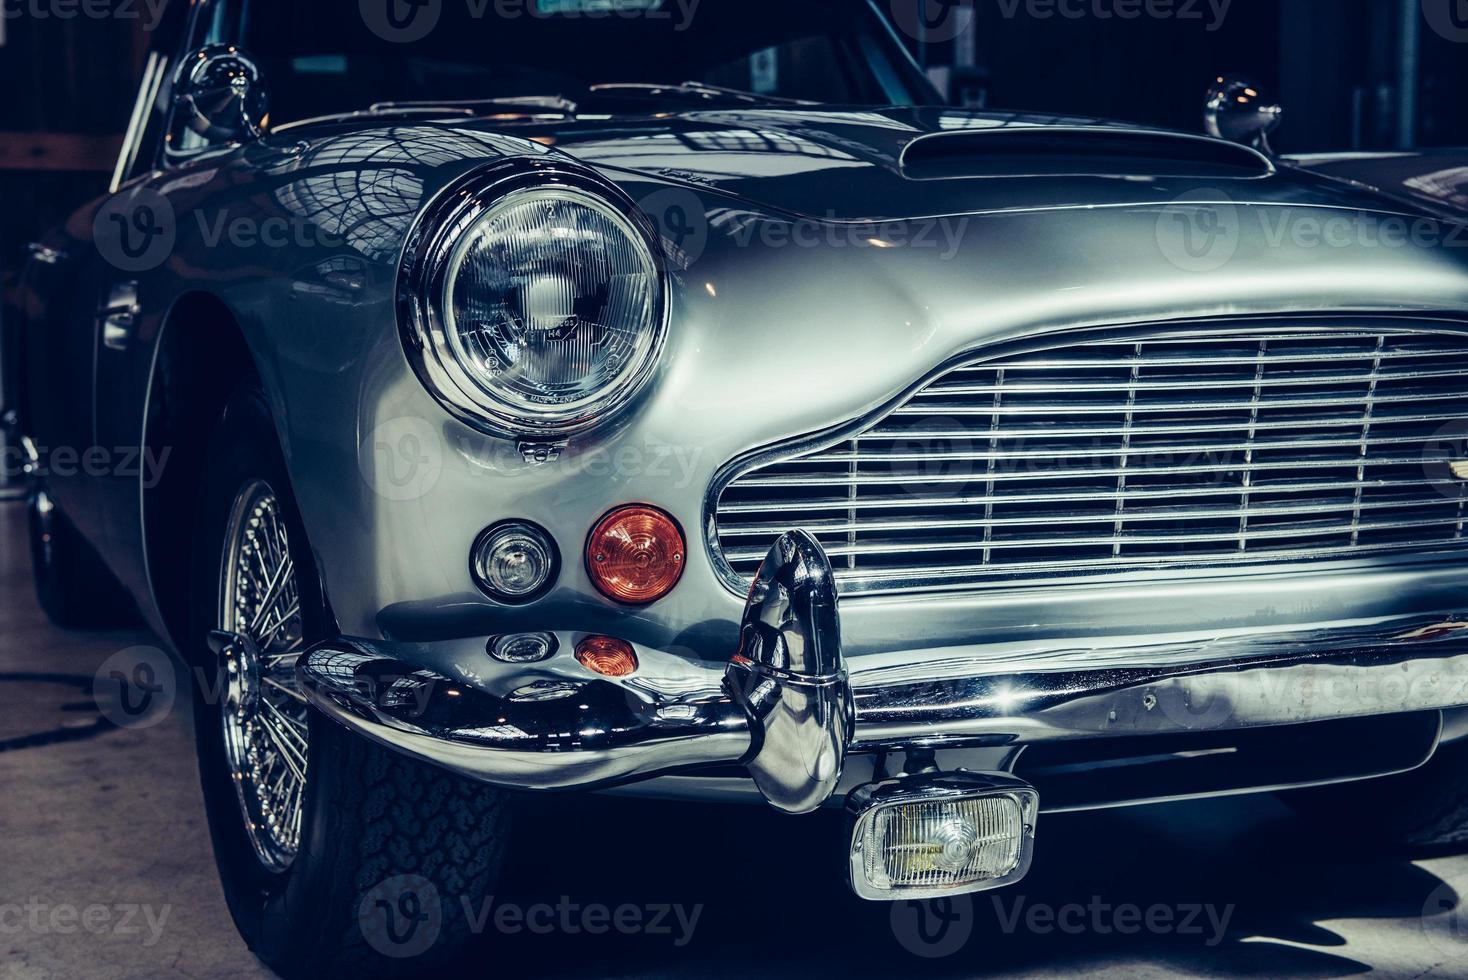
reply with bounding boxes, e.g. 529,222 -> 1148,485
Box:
402,163 -> 669,437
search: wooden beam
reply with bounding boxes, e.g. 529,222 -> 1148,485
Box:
0,132 -> 122,173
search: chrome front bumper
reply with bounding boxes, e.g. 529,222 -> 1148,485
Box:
299,532 -> 1468,814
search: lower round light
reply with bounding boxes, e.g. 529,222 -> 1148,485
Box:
585,505 -> 686,605
471,521 -> 558,603
575,636 -> 639,678
488,632 -> 559,664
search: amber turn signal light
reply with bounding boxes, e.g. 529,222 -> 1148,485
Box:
585,505 -> 686,605
575,636 -> 639,677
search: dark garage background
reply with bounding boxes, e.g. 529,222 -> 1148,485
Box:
0,0 -> 1464,423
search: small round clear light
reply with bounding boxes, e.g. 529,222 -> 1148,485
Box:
472,522 -> 558,603
488,632 -> 559,664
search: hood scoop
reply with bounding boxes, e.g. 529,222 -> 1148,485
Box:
899,127 -> 1274,181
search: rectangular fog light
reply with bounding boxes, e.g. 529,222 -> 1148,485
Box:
847,771 -> 1038,900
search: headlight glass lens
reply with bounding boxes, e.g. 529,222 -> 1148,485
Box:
440,186 -> 662,429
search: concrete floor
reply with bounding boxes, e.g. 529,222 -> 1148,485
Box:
5,497 -> 1468,979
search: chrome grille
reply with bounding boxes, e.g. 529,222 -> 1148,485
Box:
713,325 -> 1468,595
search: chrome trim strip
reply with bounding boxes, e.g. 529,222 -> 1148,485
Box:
300,606 -> 1468,795
299,642 -> 753,792
853,615 -> 1468,748
111,51 -> 165,193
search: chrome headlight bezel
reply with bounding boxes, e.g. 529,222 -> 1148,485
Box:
398,158 -> 671,439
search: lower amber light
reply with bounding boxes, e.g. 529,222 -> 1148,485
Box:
575,636 -> 639,677
585,505 -> 686,604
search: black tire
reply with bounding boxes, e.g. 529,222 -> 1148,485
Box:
1286,737 -> 1468,850
26,487 -> 137,629
191,384 -> 511,979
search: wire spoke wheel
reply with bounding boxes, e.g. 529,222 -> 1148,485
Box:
218,479 -> 308,873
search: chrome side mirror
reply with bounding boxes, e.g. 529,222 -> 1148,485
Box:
1204,75 -> 1282,155
169,45 -> 268,151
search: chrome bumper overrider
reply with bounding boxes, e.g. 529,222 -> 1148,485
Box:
299,532 -> 1468,814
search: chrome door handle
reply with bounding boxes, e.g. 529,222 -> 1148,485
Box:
101,281 -> 141,351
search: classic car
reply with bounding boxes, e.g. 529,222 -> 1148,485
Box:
11,0 -> 1468,974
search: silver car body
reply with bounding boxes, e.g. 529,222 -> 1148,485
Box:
17,10 -> 1468,822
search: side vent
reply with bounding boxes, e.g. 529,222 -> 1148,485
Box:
899,127 -> 1274,181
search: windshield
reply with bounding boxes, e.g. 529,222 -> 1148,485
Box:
218,0 -> 933,127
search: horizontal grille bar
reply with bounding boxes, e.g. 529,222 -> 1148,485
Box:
957,346 -> 1455,370
718,476 -> 1458,514
736,454 -> 1457,488
713,323 -> 1468,595
895,391 -> 1460,416
717,495 -> 1455,537
827,539 -> 1465,585
809,432 -> 1453,463
721,515 -> 1468,562
926,366 -> 1468,395
875,411 -> 1468,440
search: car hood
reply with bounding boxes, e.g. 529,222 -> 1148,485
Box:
506,105 -> 1410,221
1286,150 -> 1468,221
